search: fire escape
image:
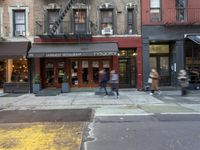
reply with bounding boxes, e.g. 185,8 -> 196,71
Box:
36,0 -> 92,39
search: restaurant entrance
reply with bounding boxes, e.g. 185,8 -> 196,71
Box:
42,57 -> 112,88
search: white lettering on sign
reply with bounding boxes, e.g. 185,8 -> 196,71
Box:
94,52 -> 117,56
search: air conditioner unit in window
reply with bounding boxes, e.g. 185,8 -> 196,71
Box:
101,27 -> 113,35
15,30 -> 25,36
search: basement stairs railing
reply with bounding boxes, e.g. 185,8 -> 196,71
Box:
50,0 -> 76,35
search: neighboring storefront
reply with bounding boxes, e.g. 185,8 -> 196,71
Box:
185,35 -> 200,89
0,41 -> 31,92
142,26 -> 200,88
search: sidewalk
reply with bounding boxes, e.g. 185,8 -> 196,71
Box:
0,89 -> 200,116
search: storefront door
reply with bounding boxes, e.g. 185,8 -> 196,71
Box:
70,59 -> 111,88
150,55 -> 170,86
43,59 -> 65,88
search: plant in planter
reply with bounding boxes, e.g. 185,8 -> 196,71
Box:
32,74 -> 41,94
61,73 -> 69,93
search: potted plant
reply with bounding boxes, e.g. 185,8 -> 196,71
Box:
61,73 -> 69,93
32,74 -> 41,94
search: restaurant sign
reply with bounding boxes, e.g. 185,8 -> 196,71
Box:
28,51 -> 118,58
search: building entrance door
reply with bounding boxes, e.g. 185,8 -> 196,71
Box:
44,62 -> 55,87
43,59 -> 65,88
150,55 -> 170,86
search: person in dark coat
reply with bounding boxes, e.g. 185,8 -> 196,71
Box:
99,69 -> 108,95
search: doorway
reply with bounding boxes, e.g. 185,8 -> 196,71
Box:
150,44 -> 170,86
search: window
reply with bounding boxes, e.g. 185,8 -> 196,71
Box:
13,10 -> 26,36
100,9 -> 113,32
74,9 -> 87,34
48,10 -> 61,34
176,0 -> 187,22
150,0 -> 161,22
127,9 -> 135,34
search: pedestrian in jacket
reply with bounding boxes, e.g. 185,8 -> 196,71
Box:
110,70 -> 119,98
99,69 -> 108,95
149,69 -> 160,95
178,69 -> 189,96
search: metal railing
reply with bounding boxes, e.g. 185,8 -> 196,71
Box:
164,8 -> 200,25
35,21 -> 92,36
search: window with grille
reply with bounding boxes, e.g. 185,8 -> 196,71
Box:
13,10 -> 26,36
48,10 -> 61,34
176,0 -> 187,22
150,0 -> 161,22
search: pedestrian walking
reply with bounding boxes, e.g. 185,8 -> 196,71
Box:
99,69 -> 108,95
110,70 -> 119,98
178,69 -> 189,96
149,68 -> 161,95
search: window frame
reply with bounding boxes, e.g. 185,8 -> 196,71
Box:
13,10 -> 26,37
73,9 -> 87,34
47,9 -> 62,34
100,9 -> 114,31
150,0 -> 161,22
127,8 -> 135,34
176,0 -> 187,22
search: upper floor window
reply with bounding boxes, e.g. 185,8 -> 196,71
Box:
48,9 -> 61,34
73,9 -> 87,34
150,0 -> 161,22
100,9 -> 113,35
13,10 -> 26,36
127,9 -> 135,34
176,0 -> 187,22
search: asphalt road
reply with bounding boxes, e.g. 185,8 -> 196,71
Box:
82,114 -> 200,150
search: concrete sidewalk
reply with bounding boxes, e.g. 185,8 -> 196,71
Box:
0,89 -> 200,116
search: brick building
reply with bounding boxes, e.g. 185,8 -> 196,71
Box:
0,0 -> 32,92
28,0 -> 142,92
141,0 -> 200,89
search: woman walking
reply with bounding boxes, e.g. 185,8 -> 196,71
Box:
149,69 -> 160,95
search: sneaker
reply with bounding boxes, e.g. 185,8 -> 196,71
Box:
149,93 -> 153,95
117,95 -> 120,99
158,90 -> 161,95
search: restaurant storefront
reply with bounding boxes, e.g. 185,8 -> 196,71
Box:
28,42 -> 119,89
0,41 -> 31,93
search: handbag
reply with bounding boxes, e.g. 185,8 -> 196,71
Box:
148,78 -> 152,83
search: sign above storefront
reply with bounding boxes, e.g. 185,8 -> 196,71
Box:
28,52 -> 118,58
28,43 -> 119,58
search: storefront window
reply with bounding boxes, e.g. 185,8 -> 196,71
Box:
185,41 -> 200,84
0,61 -> 6,88
6,58 -> 28,83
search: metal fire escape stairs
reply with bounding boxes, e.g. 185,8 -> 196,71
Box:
50,0 -> 76,35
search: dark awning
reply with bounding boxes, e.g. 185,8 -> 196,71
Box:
28,43 -> 118,58
186,34 -> 200,45
0,41 -> 31,59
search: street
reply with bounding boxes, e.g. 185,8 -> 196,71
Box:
82,114 -> 200,150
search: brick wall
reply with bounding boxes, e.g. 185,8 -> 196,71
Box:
33,0 -> 141,35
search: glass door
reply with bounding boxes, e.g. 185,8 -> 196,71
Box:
71,61 -> 78,87
92,61 -> 99,84
150,56 -> 170,86
45,63 -> 54,87
82,61 -> 89,86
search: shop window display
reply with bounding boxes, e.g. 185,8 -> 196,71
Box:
185,41 -> 200,85
8,58 -> 28,83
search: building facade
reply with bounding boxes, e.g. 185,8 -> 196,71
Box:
29,0 -> 142,91
0,0 -> 32,92
141,0 -> 200,89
